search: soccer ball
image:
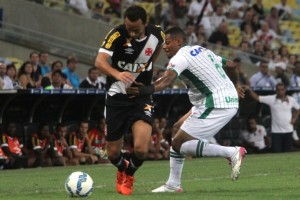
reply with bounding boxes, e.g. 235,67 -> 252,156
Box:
65,171 -> 94,197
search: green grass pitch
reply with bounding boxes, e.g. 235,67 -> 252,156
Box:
0,152 -> 299,200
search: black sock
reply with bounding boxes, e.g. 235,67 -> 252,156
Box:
110,154 -> 127,172
126,153 -> 144,176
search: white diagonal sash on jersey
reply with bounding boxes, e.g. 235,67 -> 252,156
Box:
108,34 -> 159,96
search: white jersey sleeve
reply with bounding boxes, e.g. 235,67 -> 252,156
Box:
167,53 -> 189,76
259,95 -> 275,105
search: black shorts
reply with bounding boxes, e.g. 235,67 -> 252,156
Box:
105,95 -> 153,141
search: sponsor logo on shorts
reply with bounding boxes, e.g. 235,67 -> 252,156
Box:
144,104 -> 153,117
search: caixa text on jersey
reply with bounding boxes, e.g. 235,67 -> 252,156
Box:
118,61 -> 152,72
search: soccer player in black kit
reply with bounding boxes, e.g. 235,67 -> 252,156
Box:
95,5 -> 165,195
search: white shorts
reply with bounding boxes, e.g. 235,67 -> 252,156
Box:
180,107 -> 238,141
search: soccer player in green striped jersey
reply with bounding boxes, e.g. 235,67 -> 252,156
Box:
127,27 -> 246,192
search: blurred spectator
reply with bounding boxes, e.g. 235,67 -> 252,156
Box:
6,64 -> 21,89
290,61 -> 300,104
208,22 -> 229,47
220,0 -> 230,16
235,41 -> 252,64
79,67 -> 104,89
274,62 -> 289,87
246,83 -> 300,153
1,122 -> 28,169
88,118 -> 109,164
278,45 -> 290,61
252,0 -> 264,19
52,123 -> 73,166
91,1 -> 110,22
0,62 -> 13,89
234,58 -> 250,86
41,76 -> 53,90
29,123 -> 54,167
249,40 -> 265,64
104,0 -> 121,18
62,56 -> 80,89
251,13 -> 261,32
240,10 -> 254,32
38,52 -> 50,76
18,61 -> 36,89
65,0 -> 90,15
255,21 -> 281,49
249,60 -> 277,88
288,54 -> 299,69
265,7 -> 281,35
51,69 -> 73,89
239,115 -> 270,154
229,0 -> 247,19
241,24 -> 256,44
195,24 -> 207,46
29,51 -> 42,88
169,0 -> 188,29
0,146 -> 9,169
209,4 -> 226,32
45,60 -> 64,81
68,120 -> 98,165
185,22 -> 198,46
187,0 -> 213,37
275,0 -> 292,20
148,118 -> 168,160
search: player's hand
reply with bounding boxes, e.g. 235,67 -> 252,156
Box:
116,71 -> 135,85
126,81 -> 155,97
126,81 -> 142,96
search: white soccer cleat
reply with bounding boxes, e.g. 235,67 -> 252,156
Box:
151,184 -> 183,193
230,146 -> 246,181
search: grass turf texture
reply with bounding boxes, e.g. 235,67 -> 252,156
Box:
0,152 -> 299,200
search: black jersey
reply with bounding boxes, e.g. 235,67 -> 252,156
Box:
99,24 -> 165,99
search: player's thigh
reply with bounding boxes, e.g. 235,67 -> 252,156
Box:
181,107 -> 237,140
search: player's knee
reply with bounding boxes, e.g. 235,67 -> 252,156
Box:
106,144 -> 122,160
133,146 -> 148,160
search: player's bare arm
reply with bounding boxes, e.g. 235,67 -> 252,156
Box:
224,59 -> 245,99
95,52 -> 135,85
126,69 -> 177,96
243,85 -> 259,101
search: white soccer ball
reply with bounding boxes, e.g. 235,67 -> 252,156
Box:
65,171 -> 94,197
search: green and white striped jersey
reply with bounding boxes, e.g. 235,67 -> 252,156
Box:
167,45 -> 239,109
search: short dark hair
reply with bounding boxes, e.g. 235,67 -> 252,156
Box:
88,67 -> 98,74
124,5 -> 147,24
165,27 -> 187,44
52,69 -> 63,77
55,123 -> 66,131
41,76 -> 51,88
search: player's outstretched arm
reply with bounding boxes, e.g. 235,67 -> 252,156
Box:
224,60 -> 245,99
126,70 -> 177,96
